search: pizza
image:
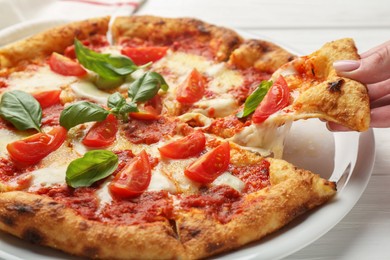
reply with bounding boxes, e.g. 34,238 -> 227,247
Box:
0,16 -> 369,259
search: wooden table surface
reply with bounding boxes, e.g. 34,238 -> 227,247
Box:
1,0 -> 390,259
137,1 -> 390,259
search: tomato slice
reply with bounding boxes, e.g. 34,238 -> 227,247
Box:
32,90 -> 62,108
121,46 -> 168,66
184,142 -> 230,184
129,95 -> 162,121
109,150 -> 152,198
159,131 -> 206,159
48,52 -> 87,77
7,126 -> 67,165
252,76 -> 290,124
176,69 -> 206,104
82,114 -> 118,148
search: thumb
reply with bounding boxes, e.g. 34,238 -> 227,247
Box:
333,44 -> 390,84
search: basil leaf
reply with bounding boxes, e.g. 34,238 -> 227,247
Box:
0,90 -> 42,132
66,150 -> 118,188
236,80 -> 273,118
75,39 -> 137,80
60,101 -> 109,130
107,92 -> 138,120
128,71 -> 169,102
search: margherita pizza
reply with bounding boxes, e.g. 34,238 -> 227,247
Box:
0,16 -> 369,259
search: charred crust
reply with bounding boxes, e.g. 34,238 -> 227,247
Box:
0,215 -> 15,227
188,228 -> 201,238
6,203 -> 35,214
328,78 -> 345,92
22,227 -> 44,244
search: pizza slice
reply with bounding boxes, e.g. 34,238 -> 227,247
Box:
230,38 -> 369,130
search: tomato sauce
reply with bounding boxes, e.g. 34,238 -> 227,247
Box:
100,191 -> 173,225
230,159 -> 270,193
0,157 -> 34,182
229,67 -> 272,104
205,115 -> 246,138
123,117 -> 179,145
41,104 -> 64,127
180,185 -> 242,224
36,186 -> 99,220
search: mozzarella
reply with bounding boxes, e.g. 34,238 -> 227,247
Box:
5,66 -> 77,94
147,165 -> 177,193
211,172 -> 245,192
0,129 -> 28,156
192,96 -> 239,118
178,113 -> 213,128
70,80 -> 111,104
230,120 -> 293,159
28,166 -> 67,191
95,177 -> 114,212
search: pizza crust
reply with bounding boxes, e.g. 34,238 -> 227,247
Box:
0,191 -> 185,259
175,158 -> 336,259
112,15 -> 243,62
229,39 -> 297,72
0,17 -> 110,69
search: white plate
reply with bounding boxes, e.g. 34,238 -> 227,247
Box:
0,20 -> 375,260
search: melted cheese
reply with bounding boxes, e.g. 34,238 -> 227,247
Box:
192,96 -> 239,118
70,80 -> 111,104
147,165 -> 177,193
152,51 -> 243,107
5,66 -> 77,94
0,129 -> 28,156
28,166 -> 67,191
211,172 -> 245,192
230,120 -> 293,159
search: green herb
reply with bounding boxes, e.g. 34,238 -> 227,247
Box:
236,80 -> 273,118
0,90 -> 42,132
66,150 -> 118,188
128,71 -> 169,102
74,39 -> 137,82
107,92 -> 138,121
59,101 -> 109,130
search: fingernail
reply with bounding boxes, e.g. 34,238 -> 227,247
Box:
333,60 -> 360,72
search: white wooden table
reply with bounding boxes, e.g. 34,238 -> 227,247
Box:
136,1 -> 390,259
1,0 -> 389,259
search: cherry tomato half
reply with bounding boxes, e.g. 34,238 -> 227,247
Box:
7,126 -> 67,166
252,76 -> 290,124
129,95 -> 163,121
82,114 -> 118,148
32,90 -> 62,109
184,142 -> 230,184
176,69 -> 206,104
121,46 -> 168,66
159,131 -> 206,159
48,52 -> 87,77
109,150 -> 152,199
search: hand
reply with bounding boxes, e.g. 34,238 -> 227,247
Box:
330,40 -> 390,130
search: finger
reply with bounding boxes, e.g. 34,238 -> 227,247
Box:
333,44 -> 390,84
370,94 -> 390,108
367,78 -> 390,101
326,121 -> 352,132
360,40 -> 390,58
370,105 -> 390,128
